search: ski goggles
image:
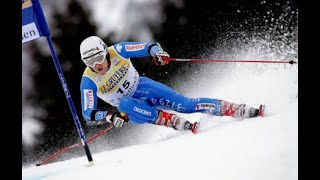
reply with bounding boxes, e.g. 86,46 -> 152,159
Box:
82,51 -> 106,67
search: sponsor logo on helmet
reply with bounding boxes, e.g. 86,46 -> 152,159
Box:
125,44 -> 145,51
84,89 -> 94,110
195,103 -> 216,110
83,47 -> 99,55
134,107 -> 152,116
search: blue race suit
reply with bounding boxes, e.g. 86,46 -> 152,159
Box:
80,42 -> 222,125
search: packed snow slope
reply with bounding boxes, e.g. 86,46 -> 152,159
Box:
22,62 -> 298,180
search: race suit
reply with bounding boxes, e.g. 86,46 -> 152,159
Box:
80,42 -> 222,124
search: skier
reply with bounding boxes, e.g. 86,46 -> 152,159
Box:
79,36 -> 264,134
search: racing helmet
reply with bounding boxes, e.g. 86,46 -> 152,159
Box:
80,36 -> 108,67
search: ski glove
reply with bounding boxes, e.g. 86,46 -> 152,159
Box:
151,43 -> 170,65
106,112 -> 129,128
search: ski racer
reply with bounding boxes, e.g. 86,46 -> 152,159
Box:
79,36 -> 264,134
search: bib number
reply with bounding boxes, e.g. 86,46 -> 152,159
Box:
117,80 -> 130,94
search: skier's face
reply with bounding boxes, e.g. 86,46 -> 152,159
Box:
92,59 -> 108,75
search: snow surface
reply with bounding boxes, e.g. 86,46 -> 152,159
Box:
22,63 -> 298,180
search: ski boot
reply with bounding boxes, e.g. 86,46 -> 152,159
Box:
184,121 -> 200,134
221,101 -> 265,118
249,104 -> 265,117
156,110 -> 199,134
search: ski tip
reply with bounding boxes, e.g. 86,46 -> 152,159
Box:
258,104 -> 265,117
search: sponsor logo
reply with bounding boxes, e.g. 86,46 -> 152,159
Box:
112,57 -> 120,66
125,44 -> 145,51
83,47 -> 99,55
100,64 -> 129,93
134,107 -> 152,116
22,23 -> 40,44
84,89 -> 94,110
116,44 -> 122,53
195,103 -> 216,110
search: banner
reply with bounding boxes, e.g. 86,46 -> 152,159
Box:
22,0 -> 50,44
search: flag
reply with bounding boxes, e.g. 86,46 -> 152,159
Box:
22,0 -> 50,44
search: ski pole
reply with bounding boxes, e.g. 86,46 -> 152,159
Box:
36,124 -> 114,166
167,58 -> 297,64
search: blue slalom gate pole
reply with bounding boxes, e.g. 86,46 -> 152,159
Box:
22,0 -> 94,164
45,36 -> 93,163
